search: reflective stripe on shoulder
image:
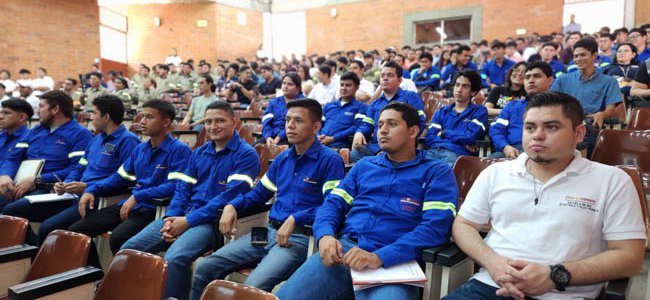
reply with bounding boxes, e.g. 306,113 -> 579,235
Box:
68,151 -> 85,158
260,174 -> 277,192
227,174 -> 254,188
331,188 -> 353,205
15,143 -> 29,148
167,172 -> 197,184
117,165 -> 137,181
322,180 -> 340,194
422,201 -> 456,216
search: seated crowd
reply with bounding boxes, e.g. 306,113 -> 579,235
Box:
0,23 -> 649,300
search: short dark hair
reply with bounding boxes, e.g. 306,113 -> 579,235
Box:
363,53 -> 373,59
340,72 -> 360,86
456,45 -> 471,54
380,101 -> 420,129
419,52 -> 433,62
142,99 -> 176,121
88,72 -> 102,80
260,64 -> 273,72
115,77 -> 129,89
19,69 -> 30,75
453,70 -> 482,93
349,60 -> 364,70
158,64 -> 170,72
1,98 -> 34,119
282,72 -> 302,93
525,92 -> 584,129
323,60 -> 337,70
93,95 -> 125,124
574,38 -> 598,54
506,41 -> 517,48
1,69 -> 11,77
542,42 -> 559,50
65,78 -> 78,86
630,28 -> 646,37
491,41 -> 507,49
526,61 -> 554,78
337,56 -> 349,64
205,100 -> 234,118
640,23 -> 650,30
599,33 -> 614,41
318,65 -> 332,77
39,90 -> 74,118
286,98 -> 322,124
382,61 -> 403,78
38,67 -> 47,74
140,64 -> 150,72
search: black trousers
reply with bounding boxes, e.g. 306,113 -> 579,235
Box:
68,205 -> 154,268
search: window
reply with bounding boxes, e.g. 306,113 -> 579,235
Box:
99,7 -> 127,63
415,17 -> 471,44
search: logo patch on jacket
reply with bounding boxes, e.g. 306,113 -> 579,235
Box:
400,197 -> 421,213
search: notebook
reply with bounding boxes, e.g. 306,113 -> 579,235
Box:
26,193 -> 77,204
351,260 -> 427,291
14,159 -> 45,183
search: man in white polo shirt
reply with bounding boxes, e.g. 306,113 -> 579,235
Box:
444,92 -> 646,300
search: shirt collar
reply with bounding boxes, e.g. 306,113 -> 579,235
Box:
290,138 -> 321,160
580,69 -> 599,81
205,131 -> 241,155
338,98 -> 356,106
10,125 -> 28,137
380,88 -> 403,101
148,133 -> 175,152
375,150 -> 425,169
512,150 -> 589,176
49,119 -> 75,133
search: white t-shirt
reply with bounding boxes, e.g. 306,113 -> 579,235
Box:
308,81 -> 338,105
459,151 -> 646,300
400,78 -> 418,92
165,55 -> 182,66
1,79 -> 17,93
32,76 -> 54,91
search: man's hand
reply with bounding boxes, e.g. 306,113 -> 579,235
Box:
161,217 -> 190,242
54,182 -> 66,195
64,182 -> 87,194
14,175 -> 36,199
120,196 -> 137,221
273,136 -> 281,145
320,136 -> 335,145
0,175 -> 15,198
276,215 -> 296,247
266,137 -> 276,147
352,132 -> 367,149
318,235 -> 344,267
588,112 -> 606,129
484,255 -> 526,300
503,145 -> 520,159
78,192 -> 96,218
343,247 -> 383,271
219,204 -> 238,237
495,260 -> 554,297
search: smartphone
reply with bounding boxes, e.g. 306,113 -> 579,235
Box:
251,227 -> 268,246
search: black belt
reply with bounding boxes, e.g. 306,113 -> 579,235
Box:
269,220 -> 312,236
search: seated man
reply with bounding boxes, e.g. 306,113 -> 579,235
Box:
630,54 -> 650,108
319,72 -> 368,149
225,65 -> 258,107
33,95 -> 140,245
0,91 -> 91,211
277,101 -> 458,300
81,72 -> 109,111
0,99 -> 33,163
68,100 -> 192,268
258,73 -> 304,146
490,61 -> 554,159
122,101 -> 260,300
550,38 -> 622,154
441,45 -> 479,90
410,52 -> 441,93
425,70 -> 487,166
308,65 -> 338,105
481,41 -> 516,87
181,75 -> 217,133
190,99 -> 345,299
445,92 -> 645,300
339,60 -> 375,103
258,65 -> 282,97
351,61 -> 425,163
533,42 -> 566,77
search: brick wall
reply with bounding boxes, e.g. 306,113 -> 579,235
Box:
0,0 -> 100,82
305,0 -> 564,54
125,3 -> 263,76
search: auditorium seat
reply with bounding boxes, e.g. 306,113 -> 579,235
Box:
591,129 -> 650,190
199,280 -> 278,300
94,249 -> 167,300
626,107 -> 650,130
0,216 -> 28,248
254,144 -> 289,179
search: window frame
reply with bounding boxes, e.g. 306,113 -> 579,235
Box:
403,6 -> 483,47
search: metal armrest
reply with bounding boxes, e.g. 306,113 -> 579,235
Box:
152,197 -> 172,219
345,163 -> 354,173
0,245 -> 38,264
8,267 -> 103,300
603,277 -> 629,300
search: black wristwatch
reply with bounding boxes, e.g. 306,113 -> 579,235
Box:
549,264 -> 571,291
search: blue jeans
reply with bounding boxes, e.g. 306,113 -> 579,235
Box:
327,141 -> 351,149
489,144 -> 523,159
350,144 -> 379,163
121,218 -> 215,300
443,279 -> 538,300
426,148 -> 460,167
190,224 -> 309,300
276,236 -> 421,300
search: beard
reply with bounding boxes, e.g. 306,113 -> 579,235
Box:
528,154 -> 555,164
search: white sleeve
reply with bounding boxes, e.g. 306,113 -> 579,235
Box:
602,170 -> 647,241
457,165 -> 494,225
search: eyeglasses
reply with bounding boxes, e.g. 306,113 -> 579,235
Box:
628,34 -> 642,40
